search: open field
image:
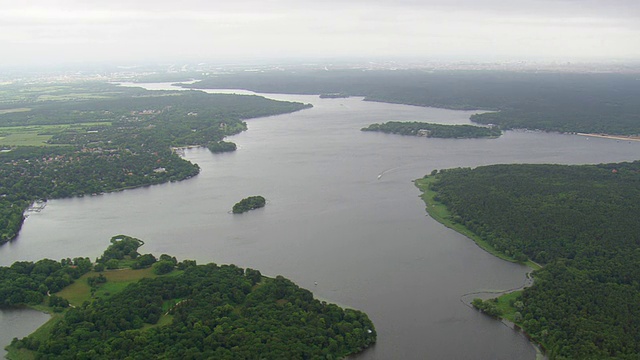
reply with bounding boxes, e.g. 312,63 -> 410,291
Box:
36,93 -> 120,102
0,122 -> 111,146
0,108 -> 31,115
0,83 -> 122,104
56,267 -> 156,306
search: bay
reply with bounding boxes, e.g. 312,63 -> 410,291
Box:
2,85 -> 639,359
0,308 -> 49,357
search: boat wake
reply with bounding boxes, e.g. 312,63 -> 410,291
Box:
376,163 -> 431,180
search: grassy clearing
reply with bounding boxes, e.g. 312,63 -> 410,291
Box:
56,267 -> 156,306
0,122 -> 112,147
5,347 -> 36,360
0,132 -> 52,146
0,83 -> 121,104
142,314 -> 174,330
0,108 -> 31,115
56,267 -> 183,306
415,176 -> 541,270
36,93 -> 117,102
493,290 -> 522,322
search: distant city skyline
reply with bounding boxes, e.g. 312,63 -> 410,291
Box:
1,0 -> 639,68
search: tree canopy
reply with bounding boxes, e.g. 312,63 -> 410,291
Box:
5,237 -> 376,359
232,196 -> 266,214
421,161 -> 640,359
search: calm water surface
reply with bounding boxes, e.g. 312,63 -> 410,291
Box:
2,85 -> 639,359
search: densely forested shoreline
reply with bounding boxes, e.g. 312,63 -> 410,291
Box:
362,121 -> 501,139
0,82 -> 310,244
417,162 -> 640,359
184,70 -> 640,135
4,235 -> 376,359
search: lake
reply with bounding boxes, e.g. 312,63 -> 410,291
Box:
2,85 -> 639,359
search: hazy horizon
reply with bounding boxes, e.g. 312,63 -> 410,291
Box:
2,0 -> 639,68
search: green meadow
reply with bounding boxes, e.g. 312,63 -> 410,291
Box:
0,123 -> 111,146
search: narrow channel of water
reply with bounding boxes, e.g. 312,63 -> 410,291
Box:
2,85 -> 639,359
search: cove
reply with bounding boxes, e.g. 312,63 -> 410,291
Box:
2,84 -> 639,359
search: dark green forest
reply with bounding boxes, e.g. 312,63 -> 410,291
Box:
186,70 -> 640,135
0,257 -> 91,307
0,82 -> 310,243
422,162 -> 640,359
232,196 -> 266,214
5,236 -> 376,359
362,121 -> 501,138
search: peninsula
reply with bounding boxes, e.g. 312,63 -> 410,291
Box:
4,235 -> 376,359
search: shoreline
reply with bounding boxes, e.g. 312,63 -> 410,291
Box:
414,176 -> 547,360
414,177 -> 541,269
576,133 -> 640,142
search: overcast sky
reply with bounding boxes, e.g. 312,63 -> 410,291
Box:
2,0 -> 639,67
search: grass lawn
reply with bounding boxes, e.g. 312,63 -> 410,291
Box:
493,290 -> 522,322
56,267 -> 156,306
0,108 -> 31,115
36,93 -> 118,102
56,266 -> 184,306
0,123 -> 111,147
142,314 -> 174,330
415,176 -> 541,270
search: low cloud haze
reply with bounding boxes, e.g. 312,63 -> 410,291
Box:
1,0 -> 639,67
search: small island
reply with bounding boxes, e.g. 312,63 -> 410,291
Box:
232,195 -> 266,213
207,140 -> 237,153
361,121 -> 502,138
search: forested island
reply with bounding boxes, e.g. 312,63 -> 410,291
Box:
361,121 -> 501,138
184,70 -> 640,135
416,161 -> 640,359
0,82 -> 310,243
3,235 -> 376,359
232,196 -> 266,214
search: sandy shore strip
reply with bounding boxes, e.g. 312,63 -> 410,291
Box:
576,133 -> 640,142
